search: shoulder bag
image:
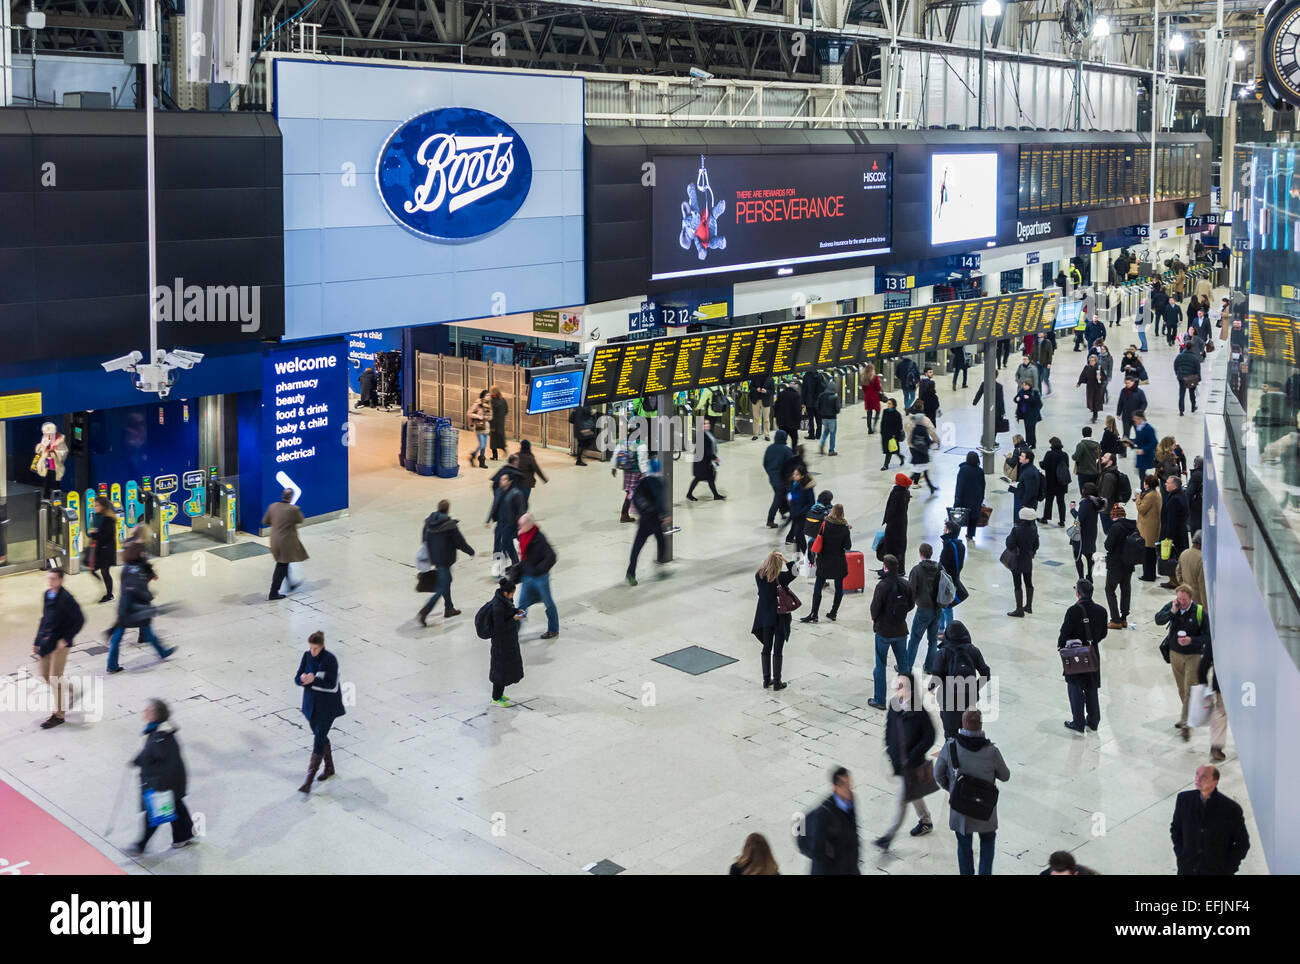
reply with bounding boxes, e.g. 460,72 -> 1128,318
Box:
1060,606 -> 1101,676
947,740 -> 999,821
776,582 -> 802,615
999,546 -> 1019,571
810,523 -> 825,555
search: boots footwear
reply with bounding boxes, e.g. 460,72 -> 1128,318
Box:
771,655 -> 787,690
318,742 -> 336,781
298,753 -> 323,793
1008,586 -> 1025,617
1024,587 -> 1034,614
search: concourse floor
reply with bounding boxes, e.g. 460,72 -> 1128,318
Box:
0,317 -> 1267,875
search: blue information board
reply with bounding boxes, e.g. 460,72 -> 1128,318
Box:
262,340 -> 349,521
527,369 -> 585,414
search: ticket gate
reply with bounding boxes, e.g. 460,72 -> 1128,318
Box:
191,468 -> 238,544
38,497 -> 80,574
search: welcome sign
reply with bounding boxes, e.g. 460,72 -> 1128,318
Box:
376,107 -> 534,240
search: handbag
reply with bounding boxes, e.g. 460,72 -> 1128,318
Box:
1186,683 -> 1215,728
1182,374 -> 1201,389
999,546 -> 1019,571
810,523 -> 825,555
903,760 -> 940,802
887,436 -> 899,453
872,527 -> 887,551
775,583 -> 802,615
947,739 -> 999,821
977,505 -> 993,527
29,453 -> 43,474
1160,538 -> 1173,561
143,788 -> 177,827
1066,523 -> 1080,542
1060,635 -> 1100,675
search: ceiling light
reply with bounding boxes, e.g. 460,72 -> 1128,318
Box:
1092,16 -> 1110,38
1169,33 -> 1186,53
981,0 -> 1002,17
1233,44 -> 1247,62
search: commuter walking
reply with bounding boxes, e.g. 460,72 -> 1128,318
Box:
416,500 -> 475,625
1032,335 -> 1054,395
1009,449 -> 1042,519
480,579 -> 525,707
906,403 -> 941,493
1115,376 -> 1148,440
1057,580 -> 1109,732
569,404 -> 597,466
1197,632 -> 1229,763
874,673 -> 937,849
1159,475 -> 1191,588
919,368 -> 940,425
800,504 -> 851,623
869,553 -> 913,709
972,379 -> 1007,445
949,346 -> 969,391
938,521 -> 968,634
729,833 -> 780,875
487,471 -> 526,568
1013,381 -> 1043,449
33,567 -> 83,730
903,543 -> 944,674
816,382 -> 842,456
89,496 -> 117,603
897,356 -> 920,411
1014,354 -> 1039,394
513,514 -> 560,639
1174,342 -> 1202,416
686,418 -> 725,500
488,385 -> 509,460
613,438 -> 647,524
785,467 -> 817,556
880,398 -> 906,469
928,621 -> 990,739
861,364 -> 883,433
1156,585 -> 1210,741
763,430 -> 794,527
626,461 -> 669,586
1136,473 -> 1163,581
1130,410 -> 1158,475
293,630 -> 345,792
1005,507 -> 1039,617
513,439 -> 548,507
774,382 -> 802,446
1070,484 -> 1104,582
933,708 -> 1009,876
263,489 -> 307,601
1101,414 -> 1126,465
801,370 -> 825,442
1078,354 -> 1106,423
1102,504 -> 1140,627
753,550 -> 798,690
127,698 -> 195,853
750,374 -> 775,440
106,545 -> 175,674
878,474 -> 912,565
466,389 -> 490,468
1176,530 -> 1207,608
1039,437 -> 1070,525
1134,297 -> 1149,351
805,767 -> 861,875
1170,766 -> 1250,875
1072,426 -> 1101,494
953,451 -> 986,540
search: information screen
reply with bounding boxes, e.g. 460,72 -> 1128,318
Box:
643,338 -> 681,396
931,152 -> 998,246
584,345 -> 627,404
861,314 -> 889,359
974,299 -> 998,342
616,344 -> 652,400
793,320 -> 826,371
935,302 -> 964,350
527,369 -> 586,414
771,322 -> 804,376
749,327 -> 779,377
819,318 -> 847,368
725,330 -> 756,382
840,315 -> 868,364
692,332 -> 728,388
650,152 -> 892,282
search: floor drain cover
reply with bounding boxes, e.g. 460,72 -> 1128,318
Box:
652,646 -> 738,676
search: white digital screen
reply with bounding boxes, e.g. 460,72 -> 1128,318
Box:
931,153 -> 998,246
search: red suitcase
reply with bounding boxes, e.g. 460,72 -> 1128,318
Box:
843,550 -> 866,593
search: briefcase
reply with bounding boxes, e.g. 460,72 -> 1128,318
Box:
1059,640 -> 1099,675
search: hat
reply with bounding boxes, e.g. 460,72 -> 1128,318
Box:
1075,579 -> 1094,598
894,473 -> 913,487
1018,507 -> 1037,521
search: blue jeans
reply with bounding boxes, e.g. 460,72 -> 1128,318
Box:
107,623 -> 168,671
418,567 -> 454,617
516,573 -> 559,633
904,608 -> 940,674
873,634 -> 908,704
938,605 -> 956,635
956,831 -> 996,875
821,418 -> 838,453
1137,329 -> 1148,351
903,388 -> 917,411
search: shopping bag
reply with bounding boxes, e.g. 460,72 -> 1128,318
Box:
903,761 -> 940,802
415,543 -> 432,575
144,789 -> 177,827
872,527 -> 887,552
1186,684 -> 1214,728
490,552 -> 507,578
1160,538 -> 1173,561
887,436 -> 899,453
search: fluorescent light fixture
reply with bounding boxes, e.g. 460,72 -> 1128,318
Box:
777,267 -> 794,276
981,0 -> 1002,17
1233,44 -> 1247,62
1169,33 -> 1186,53
1092,16 -> 1110,38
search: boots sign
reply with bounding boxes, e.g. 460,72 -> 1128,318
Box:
376,107 -> 533,241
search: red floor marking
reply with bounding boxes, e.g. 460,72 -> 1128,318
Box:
0,777 -> 124,875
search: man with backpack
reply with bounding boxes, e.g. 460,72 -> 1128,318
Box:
800,766 -> 861,875
903,543 -> 946,677
869,553 -> 913,710
1056,580 -> 1110,733
1102,504 -> 1142,629
932,707 -> 1010,876
626,460 -> 669,587
1072,426 -> 1101,494
417,499 -> 476,626
815,381 -> 842,456
928,619 -> 991,739
897,357 -> 920,411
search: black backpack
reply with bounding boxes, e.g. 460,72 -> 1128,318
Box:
943,644 -> 978,680
1122,527 -> 1145,567
816,389 -> 839,418
1054,459 -> 1071,489
947,739 -> 1000,821
885,578 -> 915,623
903,366 -> 920,390
632,479 -> 658,516
1113,470 -> 1133,504
474,600 -> 496,640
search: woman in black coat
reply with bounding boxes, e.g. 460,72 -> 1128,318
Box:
879,475 -> 912,564
129,698 -> 194,853
801,504 -> 852,624
295,630 -> 346,792
953,451 -> 986,539
686,419 -> 724,500
488,386 -> 509,460
1039,437 -> 1071,526
879,398 -> 905,469
486,579 -> 525,704
877,673 -> 936,846
1159,477 -> 1191,583
752,551 -> 797,690
1013,382 -> 1043,449
1006,507 -> 1039,617
1070,485 -> 1105,582
1077,355 -> 1106,422
91,496 -> 117,603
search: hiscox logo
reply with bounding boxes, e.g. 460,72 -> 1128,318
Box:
862,158 -> 888,188
1016,219 -> 1054,243
376,107 -> 533,240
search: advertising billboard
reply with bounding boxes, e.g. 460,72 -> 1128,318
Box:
931,152 -> 999,246
650,152 -> 892,281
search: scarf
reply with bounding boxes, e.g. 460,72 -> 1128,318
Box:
519,526 -> 537,557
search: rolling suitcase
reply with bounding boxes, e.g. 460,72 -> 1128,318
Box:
843,550 -> 866,592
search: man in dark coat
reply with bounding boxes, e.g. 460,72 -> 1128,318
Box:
763,429 -> 793,527
1174,344 -> 1202,416
687,419 -> 725,500
1010,449 -> 1042,519
626,463 -> 668,586
869,553 -> 913,709
1170,766 -> 1250,875
878,474 -> 912,566
1159,476 -> 1191,587
801,370 -> 825,442
929,620 -> 990,739
1103,505 -> 1139,627
488,386 -> 510,460
356,366 -> 377,408
107,547 -> 175,673
807,767 -> 861,875
1115,377 -> 1148,438
417,499 -> 475,625
33,567 -> 84,730
972,379 -> 1007,443
774,383 -> 803,445
1057,579 -> 1109,732
515,513 -> 560,638
953,451 -> 986,539
129,698 -> 194,853
487,472 -> 526,567
1164,299 -> 1183,346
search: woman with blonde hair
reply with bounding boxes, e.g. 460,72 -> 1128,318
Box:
752,550 -> 798,691
729,832 -> 780,875
1154,436 -> 1187,484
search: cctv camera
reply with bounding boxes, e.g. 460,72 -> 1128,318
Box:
689,67 -> 714,82
101,351 -> 143,373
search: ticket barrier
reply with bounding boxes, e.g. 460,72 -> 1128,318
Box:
38,497 -> 80,574
191,470 -> 239,545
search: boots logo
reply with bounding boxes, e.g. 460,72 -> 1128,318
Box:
1016,219 -> 1054,243
376,107 -> 533,241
